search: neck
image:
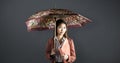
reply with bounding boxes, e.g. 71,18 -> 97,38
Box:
57,35 -> 63,41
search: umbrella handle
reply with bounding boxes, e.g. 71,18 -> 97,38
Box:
54,17 -> 56,37
54,17 -> 56,49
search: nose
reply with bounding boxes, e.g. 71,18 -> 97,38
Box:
61,28 -> 63,31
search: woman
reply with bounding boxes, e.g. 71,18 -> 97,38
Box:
46,19 -> 76,63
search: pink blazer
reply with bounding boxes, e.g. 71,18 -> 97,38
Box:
46,37 -> 76,63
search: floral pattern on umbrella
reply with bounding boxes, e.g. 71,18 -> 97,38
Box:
25,8 -> 91,31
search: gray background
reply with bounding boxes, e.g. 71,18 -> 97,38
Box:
0,0 -> 120,63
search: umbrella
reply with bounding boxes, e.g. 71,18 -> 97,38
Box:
25,8 -> 91,63
25,8 -> 91,32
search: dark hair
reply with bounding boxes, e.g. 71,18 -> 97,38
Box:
56,19 -> 68,38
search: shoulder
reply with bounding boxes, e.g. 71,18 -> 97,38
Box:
67,37 -> 75,47
48,37 -> 53,41
47,37 -> 54,43
48,37 -> 54,41
67,37 -> 74,43
67,37 -> 73,41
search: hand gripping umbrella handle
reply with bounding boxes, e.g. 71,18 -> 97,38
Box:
58,48 -> 67,63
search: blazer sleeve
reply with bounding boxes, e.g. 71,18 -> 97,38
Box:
67,38 -> 76,63
45,38 -> 52,60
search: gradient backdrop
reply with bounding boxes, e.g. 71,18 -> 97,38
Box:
0,0 -> 120,63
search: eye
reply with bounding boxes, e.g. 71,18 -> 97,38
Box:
64,27 -> 66,29
58,26 -> 61,29
57,26 -> 62,29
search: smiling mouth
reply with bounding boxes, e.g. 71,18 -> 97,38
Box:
60,32 -> 63,33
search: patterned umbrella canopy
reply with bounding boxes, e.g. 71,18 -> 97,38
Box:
25,8 -> 91,31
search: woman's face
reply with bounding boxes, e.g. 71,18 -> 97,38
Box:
57,23 -> 67,36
